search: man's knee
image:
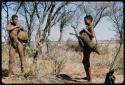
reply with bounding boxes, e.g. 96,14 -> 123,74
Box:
17,41 -> 23,49
9,47 -> 15,64
82,60 -> 90,67
9,59 -> 14,64
9,51 -> 15,60
17,41 -> 24,51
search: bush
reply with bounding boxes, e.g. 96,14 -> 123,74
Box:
65,39 -> 83,52
52,57 -> 67,76
24,63 -> 36,79
24,44 -> 37,57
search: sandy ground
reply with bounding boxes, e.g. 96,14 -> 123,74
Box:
2,60 -> 124,84
2,42 -> 124,84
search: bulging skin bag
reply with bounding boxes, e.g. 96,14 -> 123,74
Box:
80,30 -> 100,54
18,30 -> 28,43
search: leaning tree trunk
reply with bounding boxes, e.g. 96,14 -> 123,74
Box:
28,28 -> 32,46
58,28 -> 63,41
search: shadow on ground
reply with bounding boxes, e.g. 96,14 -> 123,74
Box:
56,74 -> 89,83
56,74 -> 72,80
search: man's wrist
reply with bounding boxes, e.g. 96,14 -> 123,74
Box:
15,25 -> 19,28
16,39 -> 20,43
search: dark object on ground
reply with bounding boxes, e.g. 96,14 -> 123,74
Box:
105,69 -> 115,84
2,69 -> 9,77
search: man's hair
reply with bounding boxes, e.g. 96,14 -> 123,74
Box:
11,14 -> 18,20
84,15 -> 93,22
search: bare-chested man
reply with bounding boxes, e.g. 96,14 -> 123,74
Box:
6,15 -> 24,76
79,15 -> 95,82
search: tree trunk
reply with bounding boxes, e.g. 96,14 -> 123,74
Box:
58,30 -> 63,41
28,28 -> 31,46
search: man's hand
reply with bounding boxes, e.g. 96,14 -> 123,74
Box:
16,23 -> 22,28
16,24 -> 24,30
15,24 -> 20,28
84,29 -> 88,32
84,28 -> 95,38
20,28 -> 24,31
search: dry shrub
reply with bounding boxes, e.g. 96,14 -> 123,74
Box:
2,41 -> 123,83
65,39 -> 82,52
47,43 -> 68,76
2,43 -> 9,64
52,57 -> 67,76
24,44 -> 37,57
24,63 -> 36,79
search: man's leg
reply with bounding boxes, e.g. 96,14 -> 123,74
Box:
17,41 -> 24,72
82,50 -> 92,81
9,46 -> 16,76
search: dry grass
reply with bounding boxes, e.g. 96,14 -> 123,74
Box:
2,41 -> 124,83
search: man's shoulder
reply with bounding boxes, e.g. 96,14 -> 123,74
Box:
7,20 -> 13,24
7,20 -> 10,24
88,26 -> 94,31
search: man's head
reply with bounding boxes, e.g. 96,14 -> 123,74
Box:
11,15 -> 18,24
84,15 -> 93,26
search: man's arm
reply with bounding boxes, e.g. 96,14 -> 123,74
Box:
16,23 -> 24,31
84,28 -> 95,38
6,22 -> 19,31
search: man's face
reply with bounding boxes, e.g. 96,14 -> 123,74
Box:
12,17 -> 18,24
85,18 -> 92,26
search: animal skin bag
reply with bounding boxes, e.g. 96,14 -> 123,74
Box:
18,30 -> 28,43
80,30 -> 100,54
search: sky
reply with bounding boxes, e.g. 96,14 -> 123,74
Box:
2,1 -> 123,42
47,16 -> 116,41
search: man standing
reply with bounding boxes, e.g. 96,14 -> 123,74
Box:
79,15 -> 96,82
6,15 -> 24,76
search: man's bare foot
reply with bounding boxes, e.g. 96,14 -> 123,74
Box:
21,66 -> 24,73
88,78 -> 92,82
82,77 -> 92,82
81,77 -> 88,80
8,71 -> 14,77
